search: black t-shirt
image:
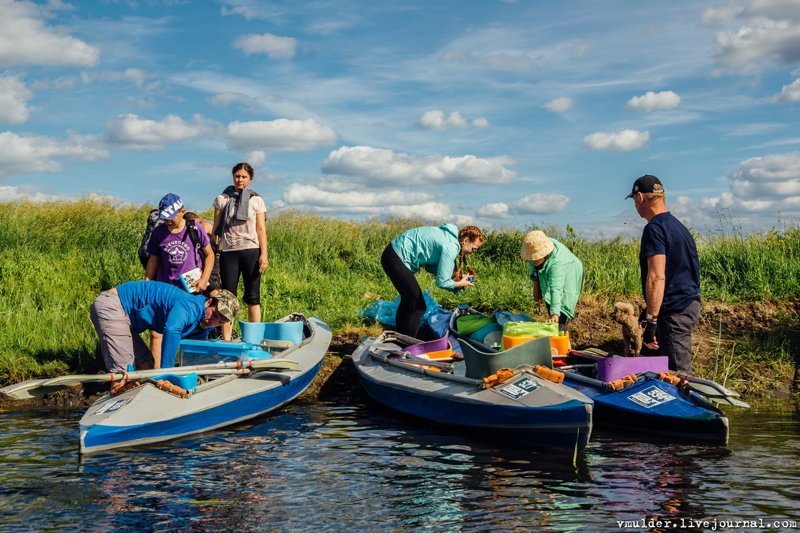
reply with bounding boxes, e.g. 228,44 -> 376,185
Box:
639,212 -> 700,315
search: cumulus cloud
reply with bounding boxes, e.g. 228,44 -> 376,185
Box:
477,193 -> 570,218
773,79 -> 800,103
477,202 -> 511,218
0,75 -> 32,124
234,33 -> 297,59
322,145 -> 517,187
106,114 -> 215,150
246,150 -> 266,167
584,129 -> 650,151
544,97 -> 574,113
225,119 -> 336,152
702,0 -> 800,73
627,91 -> 681,112
702,152 -> 800,214
284,183 -> 434,208
0,0 -> 99,67
512,193 -> 570,215
0,131 -> 108,178
417,110 -> 490,129
281,183 -> 456,221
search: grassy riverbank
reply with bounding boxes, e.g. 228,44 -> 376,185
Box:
0,199 -> 797,395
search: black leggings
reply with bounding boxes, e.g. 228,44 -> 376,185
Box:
219,248 -> 261,305
381,244 -> 425,338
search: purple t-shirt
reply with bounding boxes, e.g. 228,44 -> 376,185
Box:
146,222 -> 211,286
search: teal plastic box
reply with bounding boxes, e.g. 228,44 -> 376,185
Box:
179,339 -> 268,366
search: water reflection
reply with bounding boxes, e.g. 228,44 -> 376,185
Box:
0,400 -> 798,530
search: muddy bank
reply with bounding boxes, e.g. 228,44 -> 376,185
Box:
1,300 -> 796,411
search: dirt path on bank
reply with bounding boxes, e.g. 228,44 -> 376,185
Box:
2,299 -> 797,411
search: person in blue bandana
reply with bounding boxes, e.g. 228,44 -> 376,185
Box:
90,281 -> 239,371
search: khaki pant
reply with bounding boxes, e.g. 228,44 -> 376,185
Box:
90,289 -> 153,372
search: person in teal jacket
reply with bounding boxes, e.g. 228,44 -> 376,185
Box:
520,230 -> 583,331
381,224 -> 485,337
90,280 -> 240,371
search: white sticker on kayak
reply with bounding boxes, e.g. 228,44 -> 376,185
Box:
497,377 -> 539,400
92,398 -> 131,416
627,385 -> 676,409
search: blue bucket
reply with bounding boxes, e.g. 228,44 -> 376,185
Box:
240,321 -> 304,346
263,321 -> 304,345
239,321 -> 266,344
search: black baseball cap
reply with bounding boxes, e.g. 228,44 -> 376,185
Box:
625,174 -> 664,199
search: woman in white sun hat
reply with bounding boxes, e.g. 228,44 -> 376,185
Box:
520,230 -> 583,331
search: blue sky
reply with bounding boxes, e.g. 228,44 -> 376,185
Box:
1,0 -> 799,237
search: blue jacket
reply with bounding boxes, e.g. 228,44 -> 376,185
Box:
116,281 -> 209,368
391,224 -> 460,291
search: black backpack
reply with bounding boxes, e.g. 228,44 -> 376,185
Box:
138,209 -> 162,268
138,211 -> 202,268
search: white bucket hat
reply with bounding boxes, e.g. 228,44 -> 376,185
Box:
520,230 -> 554,261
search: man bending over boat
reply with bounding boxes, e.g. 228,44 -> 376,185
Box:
90,280 -> 240,372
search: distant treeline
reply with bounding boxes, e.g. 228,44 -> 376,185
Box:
0,199 -> 798,382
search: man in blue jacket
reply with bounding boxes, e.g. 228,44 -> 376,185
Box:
627,174 -> 701,373
90,280 -> 240,371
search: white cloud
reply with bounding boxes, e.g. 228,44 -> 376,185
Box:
210,92 -> 257,107
0,75 -> 32,124
322,145 -> 517,186
283,183 -> 434,208
234,33 -> 297,59
773,79 -> 800,103
246,150 -> 266,167
220,0 -> 259,19
701,151 -> 800,214
584,129 -> 650,151
512,193 -> 570,215
0,184 -> 63,202
477,202 -> 511,218
627,90 -> 681,112
106,114 -> 215,150
0,131 -> 108,178
0,0 -> 99,67
417,110 -> 490,129
225,119 -> 336,152
703,0 -> 800,73
544,97 -> 574,113
281,183 -> 456,221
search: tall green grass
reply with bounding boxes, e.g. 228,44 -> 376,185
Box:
0,199 -> 798,382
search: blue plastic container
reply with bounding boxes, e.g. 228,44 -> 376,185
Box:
239,321 -> 304,346
179,339 -> 254,366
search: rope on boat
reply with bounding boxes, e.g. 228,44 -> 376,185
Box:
657,372 -> 687,388
154,380 -> 191,398
532,365 -> 565,384
605,373 -> 638,391
482,368 -> 515,388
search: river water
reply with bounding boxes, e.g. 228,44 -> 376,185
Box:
1,398 -> 798,531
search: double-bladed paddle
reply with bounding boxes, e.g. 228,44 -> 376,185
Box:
0,358 -> 299,400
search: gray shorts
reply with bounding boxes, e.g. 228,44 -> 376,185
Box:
90,289 -> 153,372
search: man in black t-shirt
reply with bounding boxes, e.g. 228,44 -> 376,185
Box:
626,174 -> 700,373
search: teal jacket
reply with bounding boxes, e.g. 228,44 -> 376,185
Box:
391,224 -> 460,291
526,238 -> 583,319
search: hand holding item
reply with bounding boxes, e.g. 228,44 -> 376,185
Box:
643,320 -> 659,349
547,314 -> 559,323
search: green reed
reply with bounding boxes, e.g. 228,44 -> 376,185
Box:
0,200 -> 797,382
